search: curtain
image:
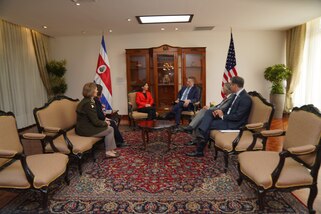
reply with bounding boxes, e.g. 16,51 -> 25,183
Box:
31,30 -> 52,97
285,24 -> 306,112
0,19 -> 47,128
293,17 -> 321,110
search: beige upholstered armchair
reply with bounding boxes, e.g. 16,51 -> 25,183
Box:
128,92 -> 149,126
33,95 -> 102,175
210,91 -> 274,172
0,111 -> 69,209
237,105 -> 321,213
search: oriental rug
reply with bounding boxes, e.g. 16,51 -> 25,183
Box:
0,129 -> 307,213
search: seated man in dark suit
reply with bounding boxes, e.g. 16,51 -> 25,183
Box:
183,82 -> 234,145
169,76 -> 200,126
186,76 -> 252,157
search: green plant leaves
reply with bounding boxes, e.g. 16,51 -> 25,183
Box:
264,64 -> 292,94
46,60 -> 67,95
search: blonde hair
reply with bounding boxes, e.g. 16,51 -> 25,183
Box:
82,82 -> 97,98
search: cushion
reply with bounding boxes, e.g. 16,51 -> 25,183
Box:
239,151 -> 313,189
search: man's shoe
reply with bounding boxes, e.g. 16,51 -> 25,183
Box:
196,134 -> 205,140
184,140 -> 197,146
182,125 -> 193,134
186,151 -> 204,157
117,142 -> 130,148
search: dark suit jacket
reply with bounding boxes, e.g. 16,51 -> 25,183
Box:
210,94 -> 235,112
223,89 -> 252,129
94,97 -> 105,121
177,86 -> 200,103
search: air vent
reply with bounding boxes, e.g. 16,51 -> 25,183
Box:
194,26 -> 215,31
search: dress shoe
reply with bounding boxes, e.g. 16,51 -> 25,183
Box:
182,125 -> 193,134
184,140 -> 197,146
117,142 -> 130,148
186,151 -> 204,157
196,134 -> 205,140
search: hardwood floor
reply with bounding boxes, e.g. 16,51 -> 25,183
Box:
1,117 -> 320,212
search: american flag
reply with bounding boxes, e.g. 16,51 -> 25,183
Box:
94,35 -> 113,110
221,32 -> 238,98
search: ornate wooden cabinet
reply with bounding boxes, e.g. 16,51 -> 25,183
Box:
126,44 -> 206,110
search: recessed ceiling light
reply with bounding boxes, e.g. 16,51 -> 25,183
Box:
76,2 -> 80,6
109,29 -> 113,33
127,18 -> 131,22
175,27 -> 178,31
42,25 -> 47,29
161,28 -> 165,31
136,14 -> 193,24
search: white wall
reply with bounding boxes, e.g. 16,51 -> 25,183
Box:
49,30 -> 285,115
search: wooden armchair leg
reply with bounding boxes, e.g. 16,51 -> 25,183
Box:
40,188 -> 49,209
257,189 -> 266,211
223,152 -> 229,173
77,155 -> 83,175
308,184 -> 317,214
65,164 -> 70,185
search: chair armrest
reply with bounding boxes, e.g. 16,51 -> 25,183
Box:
0,150 -> 18,158
287,145 -> 316,155
245,122 -> 264,130
261,129 -> 285,137
44,126 -> 61,133
21,133 -> 46,140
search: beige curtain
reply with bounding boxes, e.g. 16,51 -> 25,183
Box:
31,30 -> 52,96
285,24 -> 306,112
0,19 -> 47,128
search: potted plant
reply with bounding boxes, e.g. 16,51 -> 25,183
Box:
264,64 -> 292,118
46,60 -> 68,96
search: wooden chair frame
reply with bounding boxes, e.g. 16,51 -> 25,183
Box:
0,111 -> 70,209
210,91 -> 275,172
33,95 -> 101,175
237,105 -> 321,213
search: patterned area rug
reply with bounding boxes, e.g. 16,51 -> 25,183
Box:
1,129 -> 307,213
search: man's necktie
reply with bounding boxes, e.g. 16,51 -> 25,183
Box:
227,94 -> 238,114
181,87 -> 190,100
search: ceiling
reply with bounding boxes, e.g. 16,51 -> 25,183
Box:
1,0 -> 321,37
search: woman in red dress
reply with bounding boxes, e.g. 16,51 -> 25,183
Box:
136,82 -> 157,120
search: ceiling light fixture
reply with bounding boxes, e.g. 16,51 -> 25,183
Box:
42,25 -> 47,29
127,18 -> 131,22
175,28 -> 178,31
136,14 -> 193,24
109,29 -> 113,33
161,28 -> 165,31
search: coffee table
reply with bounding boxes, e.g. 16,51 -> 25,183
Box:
137,120 -> 176,151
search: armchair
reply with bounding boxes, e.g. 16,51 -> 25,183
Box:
128,91 -> 149,127
210,91 -> 274,172
0,111 -> 69,209
237,105 -> 321,213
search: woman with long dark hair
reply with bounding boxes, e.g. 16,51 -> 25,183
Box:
94,84 -> 128,147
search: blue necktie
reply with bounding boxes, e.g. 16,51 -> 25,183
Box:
181,87 -> 190,100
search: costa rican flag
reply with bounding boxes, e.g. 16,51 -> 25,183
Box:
221,32 -> 238,98
94,35 -> 112,110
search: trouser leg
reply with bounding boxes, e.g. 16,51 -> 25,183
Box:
94,126 -> 117,151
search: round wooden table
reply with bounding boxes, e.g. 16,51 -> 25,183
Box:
137,120 -> 176,151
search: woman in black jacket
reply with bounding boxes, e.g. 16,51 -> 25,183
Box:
94,84 -> 127,147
